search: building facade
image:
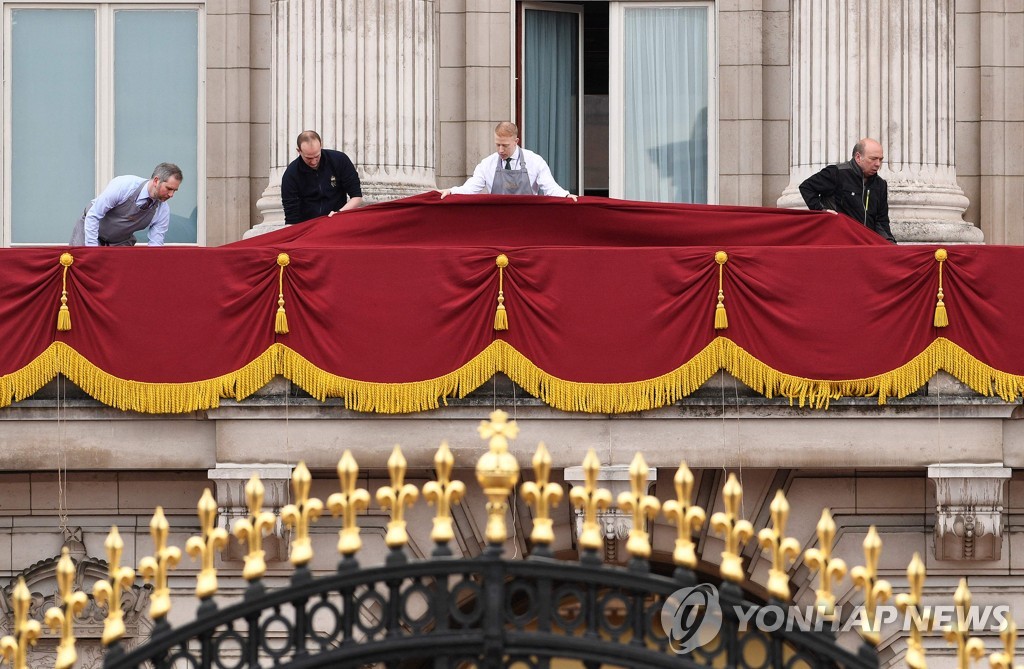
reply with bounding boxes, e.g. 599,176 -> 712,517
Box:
2,1 -> 1024,667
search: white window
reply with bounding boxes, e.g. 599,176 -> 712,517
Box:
3,2 -> 203,245
610,1 -> 716,203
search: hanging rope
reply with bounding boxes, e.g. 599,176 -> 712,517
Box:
714,251 -> 729,330
275,253 -> 290,335
57,253 -> 74,331
494,254 -> 509,331
934,249 -> 948,328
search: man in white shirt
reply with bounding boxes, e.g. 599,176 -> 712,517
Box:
438,122 -> 578,200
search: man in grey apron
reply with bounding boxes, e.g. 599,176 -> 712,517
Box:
437,122 -> 577,201
69,163 -> 182,246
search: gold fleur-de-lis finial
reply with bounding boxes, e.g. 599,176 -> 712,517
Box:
803,508 -> 848,618
0,578 -> 41,669
423,442 -> 466,546
44,548 -> 88,669
709,473 -> 754,583
943,579 -> 986,669
895,552 -> 930,669
185,488 -> 229,598
851,526 -> 893,646
662,462 -> 706,570
568,449 -> 613,552
757,490 -> 801,600
92,526 -> 136,647
617,453 -> 660,559
281,462 -> 324,567
376,446 -> 419,549
475,410 -> 521,547
231,476 -> 277,581
521,443 -> 564,550
990,615 -> 1023,669
138,507 -> 182,621
327,451 -> 371,558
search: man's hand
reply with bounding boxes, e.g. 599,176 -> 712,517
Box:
565,194 -> 578,202
436,188 -> 452,199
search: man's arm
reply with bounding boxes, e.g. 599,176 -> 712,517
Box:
448,156 -> 494,195
82,177 -> 134,246
875,182 -> 896,243
280,165 -> 301,225
529,153 -> 571,198
798,165 -> 838,211
146,205 -> 170,246
335,152 -> 363,212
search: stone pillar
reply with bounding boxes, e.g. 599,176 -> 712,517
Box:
249,0 -> 437,237
777,0 -> 984,243
928,464 -> 1010,561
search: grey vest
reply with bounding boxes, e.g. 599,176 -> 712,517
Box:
69,181 -> 159,246
490,153 -> 532,195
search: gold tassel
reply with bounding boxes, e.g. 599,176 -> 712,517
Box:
57,253 -> 74,331
275,253 -> 290,335
714,251 -> 729,330
934,248 -> 948,328
494,254 -> 509,331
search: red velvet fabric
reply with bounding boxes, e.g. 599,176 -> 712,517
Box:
1,194 -> 1019,407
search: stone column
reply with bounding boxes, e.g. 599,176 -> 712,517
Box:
250,0 -> 437,236
777,0 -> 984,243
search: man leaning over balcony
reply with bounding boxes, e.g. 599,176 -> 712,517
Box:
69,162 -> 182,247
437,121 -> 578,201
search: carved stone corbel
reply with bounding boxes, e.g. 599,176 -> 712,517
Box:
564,464 -> 655,564
208,463 -> 293,563
928,464 -> 1011,561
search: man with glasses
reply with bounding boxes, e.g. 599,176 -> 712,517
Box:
69,162 -> 182,246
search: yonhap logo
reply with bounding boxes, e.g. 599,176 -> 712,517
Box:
661,584 -> 723,654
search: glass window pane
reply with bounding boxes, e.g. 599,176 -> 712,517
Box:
524,8 -> 579,194
114,10 -> 199,244
11,9 -> 95,244
624,7 -> 708,203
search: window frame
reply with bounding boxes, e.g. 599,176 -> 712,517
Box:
1,0 -> 206,247
608,0 -> 718,203
519,1 -> 584,194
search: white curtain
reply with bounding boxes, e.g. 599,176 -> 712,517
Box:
624,7 -> 708,203
524,9 -> 579,193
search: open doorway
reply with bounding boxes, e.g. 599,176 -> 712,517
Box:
516,1 -> 715,203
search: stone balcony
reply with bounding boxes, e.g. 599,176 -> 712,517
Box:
3,370 -> 1020,472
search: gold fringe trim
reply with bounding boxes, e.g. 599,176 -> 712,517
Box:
0,342 -> 61,407
49,342 -> 281,413
3,338 -> 1024,414
280,344 -> 501,413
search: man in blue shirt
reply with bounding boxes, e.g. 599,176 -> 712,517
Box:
69,163 -> 182,246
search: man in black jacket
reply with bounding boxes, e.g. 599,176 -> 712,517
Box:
799,138 -> 896,243
281,130 -> 364,225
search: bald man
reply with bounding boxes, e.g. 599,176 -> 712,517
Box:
799,138 -> 895,243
